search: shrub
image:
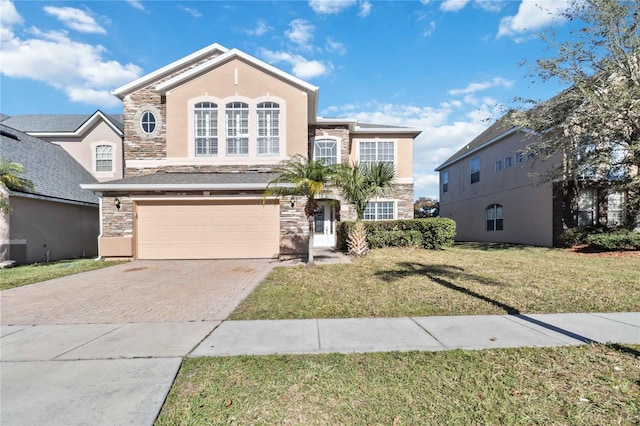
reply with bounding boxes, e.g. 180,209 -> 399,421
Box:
558,226 -> 605,247
337,218 -> 456,251
586,230 -> 640,251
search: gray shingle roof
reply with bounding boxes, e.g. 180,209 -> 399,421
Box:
435,116 -> 517,171
1,124 -> 99,204
1,112 -> 124,133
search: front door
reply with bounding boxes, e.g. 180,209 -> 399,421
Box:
313,201 -> 335,247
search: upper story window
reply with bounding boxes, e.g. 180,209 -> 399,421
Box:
364,201 -> 394,221
140,111 -> 156,134
442,171 -> 449,193
95,144 -> 113,172
504,156 -> 512,168
314,139 -> 338,165
194,102 -> 218,156
226,102 -> 249,156
486,204 -> 503,231
360,141 -> 394,165
495,160 -> 502,172
470,157 -> 480,184
257,102 -> 280,156
608,144 -> 627,180
515,151 -> 524,164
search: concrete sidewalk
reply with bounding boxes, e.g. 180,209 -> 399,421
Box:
1,312 -> 638,425
190,312 -> 640,357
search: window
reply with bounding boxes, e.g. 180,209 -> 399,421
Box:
226,102 -> 249,156
486,204 -> 503,231
470,157 -> 480,184
257,102 -> 279,156
194,102 -> 218,156
314,139 -> 338,165
607,190 -> 626,226
577,144 -> 596,179
515,152 -> 524,164
504,156 -> 512,168
442,171 -> 449,193
95,145 -> 113,172
364,201 -> 394,221
495,160 -> 502,172
140,111 -> 156,134
359,141 -> 394,165
608,145 -> 626,180
577,188 -> 596,226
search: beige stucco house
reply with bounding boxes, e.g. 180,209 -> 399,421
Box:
82,43 -> 421,260
1,124 -> 99,264
1,111 -> 124,182
436,117 -> 633,247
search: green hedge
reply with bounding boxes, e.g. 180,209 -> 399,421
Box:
585,230 -> 640,251
337,218 -> 456,250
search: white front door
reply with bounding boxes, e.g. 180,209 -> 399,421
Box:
313,201 -> 335,247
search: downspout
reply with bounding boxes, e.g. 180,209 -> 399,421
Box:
95,193 -> 103,261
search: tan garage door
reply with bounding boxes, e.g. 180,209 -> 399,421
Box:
136,199 -> 280,259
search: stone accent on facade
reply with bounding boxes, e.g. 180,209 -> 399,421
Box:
309,125 -> 351,164
390,183 -> 415,219
102,195 -> 134,238
124,164 -> 277,178
279,196 -> 309,255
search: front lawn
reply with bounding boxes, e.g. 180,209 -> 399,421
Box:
156,344 -> 640,425
230,244 -> 640,319
0,258 -> 122,290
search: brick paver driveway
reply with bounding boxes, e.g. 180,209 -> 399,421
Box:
1,259 -> 274,325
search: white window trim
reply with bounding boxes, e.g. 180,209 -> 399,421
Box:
363,199 -> 397,221
186,95 -> 286,164
91,141 -> 117,176
356,139 -> 397,167
312,136 -> 342,165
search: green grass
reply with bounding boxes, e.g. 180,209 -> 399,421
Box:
231,244 -> 640,319
0,258 -> 122,290
156,344 -> 640,425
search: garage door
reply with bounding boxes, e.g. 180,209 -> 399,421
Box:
136,199 -> 280,259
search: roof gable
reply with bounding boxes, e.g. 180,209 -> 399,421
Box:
1,111 -> 123,137
0,124 -> 98,204
113,43 -> 229,98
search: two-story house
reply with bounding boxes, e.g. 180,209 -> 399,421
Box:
1,112 -> 124,182
81,43 -> 420,260
436,116 -> 633,247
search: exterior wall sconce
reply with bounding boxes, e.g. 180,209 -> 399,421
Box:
290,196 -> 296,208
114,198 -> 121,210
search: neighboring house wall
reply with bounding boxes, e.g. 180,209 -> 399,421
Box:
44,120 -> 123,182
438,130 -> 555,247
8,196 -> 98,264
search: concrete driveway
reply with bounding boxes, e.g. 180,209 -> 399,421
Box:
1,258 -> 275,426
1,258 -> 275,325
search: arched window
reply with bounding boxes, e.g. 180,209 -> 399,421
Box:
95,144 -> 113,172
257,102 -> 280,156
486,204 -> 503,231
314,138 -> 337,165
140,111 -> 156,134
194,102 -> 218,156
226,102 -> 249,156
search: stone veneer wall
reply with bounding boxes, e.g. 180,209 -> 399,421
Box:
309,126 -> 351,164
102,195 -> 134,238
279,196 -> 309,255
125,164 -> 277,178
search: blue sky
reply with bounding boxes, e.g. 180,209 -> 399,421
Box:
1,0 -> 578,199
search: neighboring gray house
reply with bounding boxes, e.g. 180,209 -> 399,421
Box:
1,112 -> 124,182
1,124 -> 100,264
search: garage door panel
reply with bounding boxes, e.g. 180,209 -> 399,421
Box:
136,200 -> 280,259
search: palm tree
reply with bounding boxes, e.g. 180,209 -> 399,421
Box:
336,161 -> 395,256
0,159 -> 34,212
265,155 -> 338,263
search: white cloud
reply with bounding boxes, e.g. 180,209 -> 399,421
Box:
127,0 -> 145,11
422,21 -> 436,37
1,0 -> 22,26
358,1 -> 371,17
179,6 -> 202,18
43,6 -> 106,34
247,20 -> 272,36
448,77 -> 513,95
1,5 -> 142,109
309,0 -> 357,14
259,49 -> 331,79
498,0 -> 571,38
286,19 -> 315,49
326,37 -> 347,55
440,0 -> 470,12
320,99 -> 501,199
475,0 -> 504,12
